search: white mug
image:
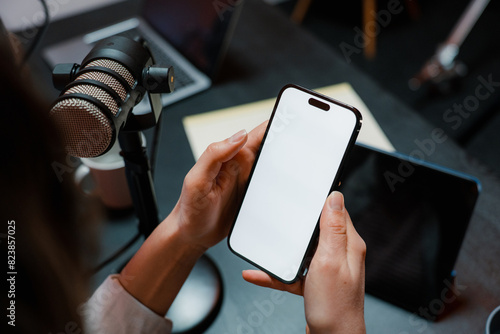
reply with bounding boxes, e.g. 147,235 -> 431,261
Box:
486,305 -> 500,334
75,137 -> 142,210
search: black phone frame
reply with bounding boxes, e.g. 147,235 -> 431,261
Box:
227,83 -> 363,284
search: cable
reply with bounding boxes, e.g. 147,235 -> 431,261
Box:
143,37 -> 164,180
22,0 -> 50,65
149,112 -> 163,178
90,230 -> 142,275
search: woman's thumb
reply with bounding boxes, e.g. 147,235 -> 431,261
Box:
316,191 -> 348,259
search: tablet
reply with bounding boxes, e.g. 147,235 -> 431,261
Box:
339,144 -> 480,318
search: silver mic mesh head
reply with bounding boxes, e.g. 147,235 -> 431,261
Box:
50,58 -> 136,158
64,84 -> 119,116
76,71 -> 128,101
85,59 -> 135,88
50,98 -> 114,158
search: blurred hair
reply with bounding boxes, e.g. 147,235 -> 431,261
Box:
0,20 -> 99,334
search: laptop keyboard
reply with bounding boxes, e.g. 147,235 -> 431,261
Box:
117,29 -> 195,89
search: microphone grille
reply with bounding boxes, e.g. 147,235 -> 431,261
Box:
76,71 -> 128,101
50,58 -> 137,158
64,84 -> 119,116
84,59 -> 135,88
50,98 -> 114,158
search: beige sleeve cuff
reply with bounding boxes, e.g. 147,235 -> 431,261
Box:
82,274 -> 173,334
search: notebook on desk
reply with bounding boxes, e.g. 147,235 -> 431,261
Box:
43,0 -> 243,113
182,83 -> 396,160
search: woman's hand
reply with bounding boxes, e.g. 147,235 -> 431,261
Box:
242,191 -> 366,334
172,122 -> 267,251
119,122 -> 266,315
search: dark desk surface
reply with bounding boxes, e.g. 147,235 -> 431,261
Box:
36,0 -> 500,332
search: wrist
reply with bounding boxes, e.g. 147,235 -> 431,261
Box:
158,211 -> 207,259
307,314 -> 365,334
118,209 -> 207,315
308,323 -> 365,334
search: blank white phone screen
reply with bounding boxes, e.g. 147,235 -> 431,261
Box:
229,86 -> 358,282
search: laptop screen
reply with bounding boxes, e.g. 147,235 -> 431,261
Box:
142,0 -> 242,78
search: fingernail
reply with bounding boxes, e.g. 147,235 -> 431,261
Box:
229,129 -> 246,143
328,191 -> 343,211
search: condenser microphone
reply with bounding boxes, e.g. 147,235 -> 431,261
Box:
49,35 -> 174,158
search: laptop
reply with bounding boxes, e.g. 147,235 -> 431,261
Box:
43,0 -> 244,112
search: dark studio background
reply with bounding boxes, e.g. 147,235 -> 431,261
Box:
276,0 -> 500,177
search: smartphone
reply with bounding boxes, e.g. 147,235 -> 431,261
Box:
228,84 -> 362,283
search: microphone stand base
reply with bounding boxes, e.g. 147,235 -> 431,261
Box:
167,254 -> 223,333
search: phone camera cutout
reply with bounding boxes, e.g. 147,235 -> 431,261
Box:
308,98 -> 330,111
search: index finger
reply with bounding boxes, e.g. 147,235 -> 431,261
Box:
245,120 -> 268,154
242,269 -> 303,296
191,130 -> 248,183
